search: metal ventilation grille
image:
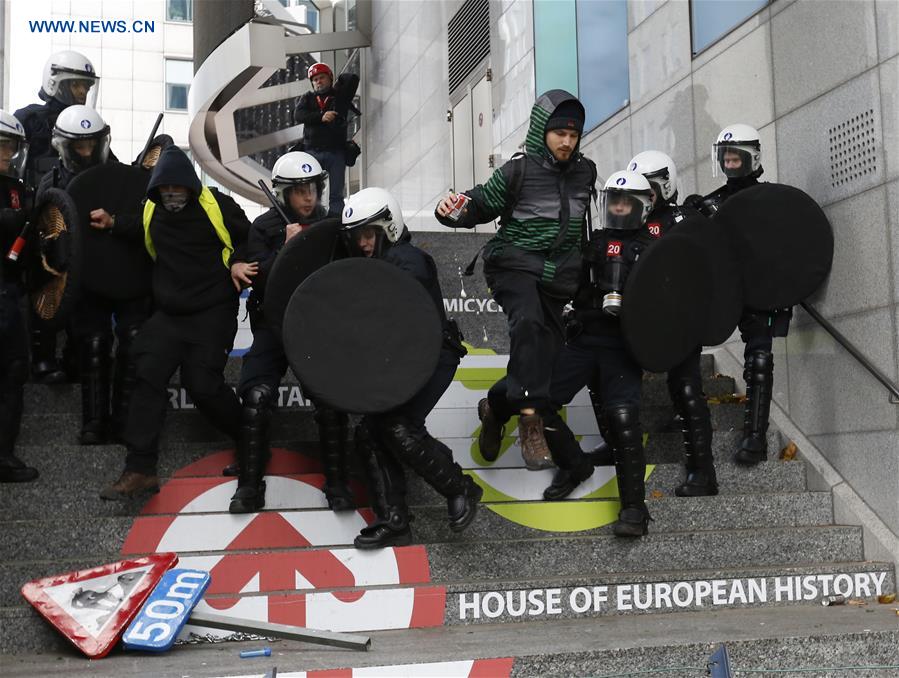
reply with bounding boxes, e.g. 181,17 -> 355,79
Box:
448,0 -> 490,94
828,109 -> 877,188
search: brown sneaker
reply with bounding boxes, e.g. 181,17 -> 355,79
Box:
477,398 -> 504,462
518,414 -> 554,470
100,471 -> 160,501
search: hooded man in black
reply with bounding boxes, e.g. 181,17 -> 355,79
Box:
100,146 -> 254,500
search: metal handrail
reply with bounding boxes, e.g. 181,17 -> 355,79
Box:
800,301 -> 899,403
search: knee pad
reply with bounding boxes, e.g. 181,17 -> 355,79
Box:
376,416 -> 426,457
242,383 -> 274,415
81,333 -> 111,370
115,324 -> 142,356
603,403 -> 642,449
669,379 -> 707,418
745,350 -> 774,385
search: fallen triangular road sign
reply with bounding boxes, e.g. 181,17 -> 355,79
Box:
21,552 -> 178,658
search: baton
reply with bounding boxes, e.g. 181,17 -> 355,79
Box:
136,113 -> 164,167
257,179 -> 291,227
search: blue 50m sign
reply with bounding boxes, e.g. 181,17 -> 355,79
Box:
122,569 -> 210,652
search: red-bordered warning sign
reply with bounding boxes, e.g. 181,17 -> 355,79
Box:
20,552 -> 178,658
123,449 -> 446,635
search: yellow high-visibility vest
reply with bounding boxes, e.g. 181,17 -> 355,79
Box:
143,186 -> 233,268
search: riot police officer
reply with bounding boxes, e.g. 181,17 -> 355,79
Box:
228,152 -> 355,514
342,188 -> 479,549
0,110 -> 39,482
15,51 -> 100,385
686,125 -> 788,466
538,171 -> 655,537
46,106 -> 151,445
628,150 -> 717,496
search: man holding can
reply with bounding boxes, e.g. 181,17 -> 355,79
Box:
434,90 -> 597,470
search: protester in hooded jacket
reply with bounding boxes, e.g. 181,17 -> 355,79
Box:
100,146 -> 253,500
434,89 -> 597,472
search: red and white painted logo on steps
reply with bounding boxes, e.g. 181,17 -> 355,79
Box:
122,448 -> 446,635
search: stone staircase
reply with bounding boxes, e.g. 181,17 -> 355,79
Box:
1,353 -> 897,677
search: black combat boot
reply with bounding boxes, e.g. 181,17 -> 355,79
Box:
0,360 -> 39,483
354,422 -> 412,549
670,379 -> 718,497
541,409 -> 596,501
607,404 -> 651,537
30,326 -> 65,384
79,333 -> 111,445
380,419 -> 482,533
314,407 -> 355,511
229,385 -> 273,514
736,350 -> 773,466
110,325 -> 141,443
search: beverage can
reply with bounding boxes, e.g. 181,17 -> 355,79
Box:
446,193 -> 470,222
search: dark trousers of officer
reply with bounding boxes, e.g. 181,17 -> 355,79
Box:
0,284 -> 29,459
360,347 -> 463,512
735,308 -> 791,459
544,332 -> 643,474
71,291 -> 151,432
71,291 -> 150,342
238,315 -> 288,398
484,268 -> 567,411
122,318 -> 240,475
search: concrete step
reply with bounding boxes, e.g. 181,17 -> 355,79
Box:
20,373 -> 739,415
14,399 -> 750,446
0,458 -> 808,522
8,424 -> 785,491
2,605 -> 897,675
0,491 -> 834,568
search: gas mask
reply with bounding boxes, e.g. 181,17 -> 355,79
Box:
160,190 -> 189,212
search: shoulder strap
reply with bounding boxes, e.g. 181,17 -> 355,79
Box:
499,152 -> 528,227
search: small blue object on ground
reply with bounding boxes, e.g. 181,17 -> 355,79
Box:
240,648 -> 272,658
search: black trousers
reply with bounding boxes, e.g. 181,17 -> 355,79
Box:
365,346 -> 461,504
237,311 -> 288,398
122,315 -> 241,474
70,290 -> 150,342
667,346 -> 702,392
0,284 -> 28,456
484,268 -> 567,411
738,308 -> 792,358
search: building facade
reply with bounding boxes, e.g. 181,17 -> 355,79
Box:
362,0 -> 899,551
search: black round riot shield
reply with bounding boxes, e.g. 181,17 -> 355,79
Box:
67,162 -> 152,299
715,183 -> 834,310
26,188 -> 81,328
283,258 -> 443,413
672,215 -> 743,346
265,217 -> 345,335
621,233 -> 710,373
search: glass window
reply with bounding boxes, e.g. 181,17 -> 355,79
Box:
533,0 -> 579,98
534,0 -> 629,133
691,0 -> 768,55
166,0 -> 192,22
576,0 -> 628,131
165,59 -> 193,111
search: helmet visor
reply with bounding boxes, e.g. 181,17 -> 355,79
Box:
57,132 -> 110,173
343,223 -> 386,258
645,169 -> 672,203
0,136 -> 29,180
713,143 -> 756,179
53,70 -> 99,107
600,190 -> 649,231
